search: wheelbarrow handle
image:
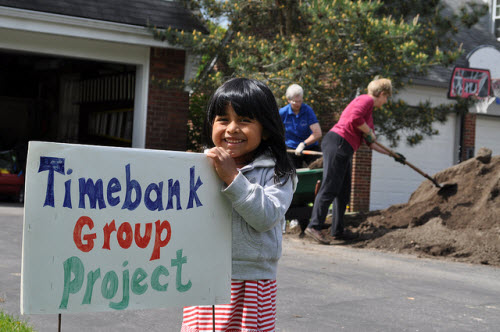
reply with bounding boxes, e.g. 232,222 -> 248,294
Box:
286,149 -> 323,156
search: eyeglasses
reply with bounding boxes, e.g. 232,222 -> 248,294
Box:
288,98 -> 303,104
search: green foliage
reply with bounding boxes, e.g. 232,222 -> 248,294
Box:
152,0 -> 488,150
0,310 -> 35,332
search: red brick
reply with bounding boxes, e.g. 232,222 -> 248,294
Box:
460,113 -> 476,161
146,47 -> 189,151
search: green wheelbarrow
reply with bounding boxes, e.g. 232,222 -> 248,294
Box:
285,168 -> 323,233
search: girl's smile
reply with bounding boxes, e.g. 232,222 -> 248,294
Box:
212,104 -> 263,166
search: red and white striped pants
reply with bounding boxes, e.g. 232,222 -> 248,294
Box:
181,279 -> 277,332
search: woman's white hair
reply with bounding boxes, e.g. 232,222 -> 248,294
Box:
286,84 -> 304,99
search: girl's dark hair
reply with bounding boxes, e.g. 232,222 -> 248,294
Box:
204,78 -> 295,183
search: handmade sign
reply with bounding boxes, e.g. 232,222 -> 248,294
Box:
21,142 -> 232,314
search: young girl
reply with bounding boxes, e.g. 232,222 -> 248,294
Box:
181,78 -> 296,332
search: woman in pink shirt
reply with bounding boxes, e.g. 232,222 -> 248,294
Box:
305,78 -> 405,244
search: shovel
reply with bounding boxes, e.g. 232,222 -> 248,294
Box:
373,141 -> 456,192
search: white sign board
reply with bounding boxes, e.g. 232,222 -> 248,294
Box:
21,142 -> 232,314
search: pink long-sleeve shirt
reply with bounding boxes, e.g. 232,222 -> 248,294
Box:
331,94 -> 375,151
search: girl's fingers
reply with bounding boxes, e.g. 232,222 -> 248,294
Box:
206,147 -> 238,185
206,147 -> 221,160
207,147 -> 230,161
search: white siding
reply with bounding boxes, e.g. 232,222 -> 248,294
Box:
369,84 -> 458,211
370,114 -> 457,210
476,114 -> 500,156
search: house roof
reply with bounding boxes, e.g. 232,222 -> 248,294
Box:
418,0 -> 500,87
0,0 -> 207,32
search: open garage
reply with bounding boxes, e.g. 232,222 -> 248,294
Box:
0,0 -> 205,202
0,51 -> 136,154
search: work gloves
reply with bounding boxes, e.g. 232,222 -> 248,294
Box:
295,142 -> 306,155
363,129 -> 376,144
393,152 -> 406,165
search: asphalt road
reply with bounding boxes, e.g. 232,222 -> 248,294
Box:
1,203 -> 500,331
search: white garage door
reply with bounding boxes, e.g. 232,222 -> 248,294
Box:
370,113 -> 457,211
476,115 -> 500,157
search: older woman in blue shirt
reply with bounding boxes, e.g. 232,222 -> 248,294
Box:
279,84 -> 322,169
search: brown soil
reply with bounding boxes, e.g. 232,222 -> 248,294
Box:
289,147 -> 500,267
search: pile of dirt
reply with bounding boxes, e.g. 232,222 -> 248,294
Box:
292,147 -> 500,267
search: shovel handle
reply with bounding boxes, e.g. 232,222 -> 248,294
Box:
373,142 -> 441,188
287,149 -> 323,156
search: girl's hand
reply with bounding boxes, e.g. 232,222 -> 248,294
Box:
206,147 -> 239,185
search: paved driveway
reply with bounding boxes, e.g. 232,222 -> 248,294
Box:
1,203 -> 500,331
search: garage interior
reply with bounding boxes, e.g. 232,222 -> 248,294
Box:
0,50 -> 137,168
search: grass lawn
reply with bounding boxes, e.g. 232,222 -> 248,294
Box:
0,310 -> 35,331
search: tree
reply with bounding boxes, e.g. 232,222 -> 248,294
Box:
153,0 -> 487,150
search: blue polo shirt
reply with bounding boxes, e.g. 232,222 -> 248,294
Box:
279,103 -> 319,149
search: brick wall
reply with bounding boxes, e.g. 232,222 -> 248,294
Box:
350,144 -> 372,212
461,112 -> 476,161
146,47 -> 189,151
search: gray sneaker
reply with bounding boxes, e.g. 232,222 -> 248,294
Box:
305,227 -> 330,245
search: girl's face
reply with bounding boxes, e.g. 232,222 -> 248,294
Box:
212,104 -> 264,165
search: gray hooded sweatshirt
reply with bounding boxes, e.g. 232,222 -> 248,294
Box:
221,152 -> 296,280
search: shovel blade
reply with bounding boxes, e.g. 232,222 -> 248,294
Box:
437,182 -> 457,197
